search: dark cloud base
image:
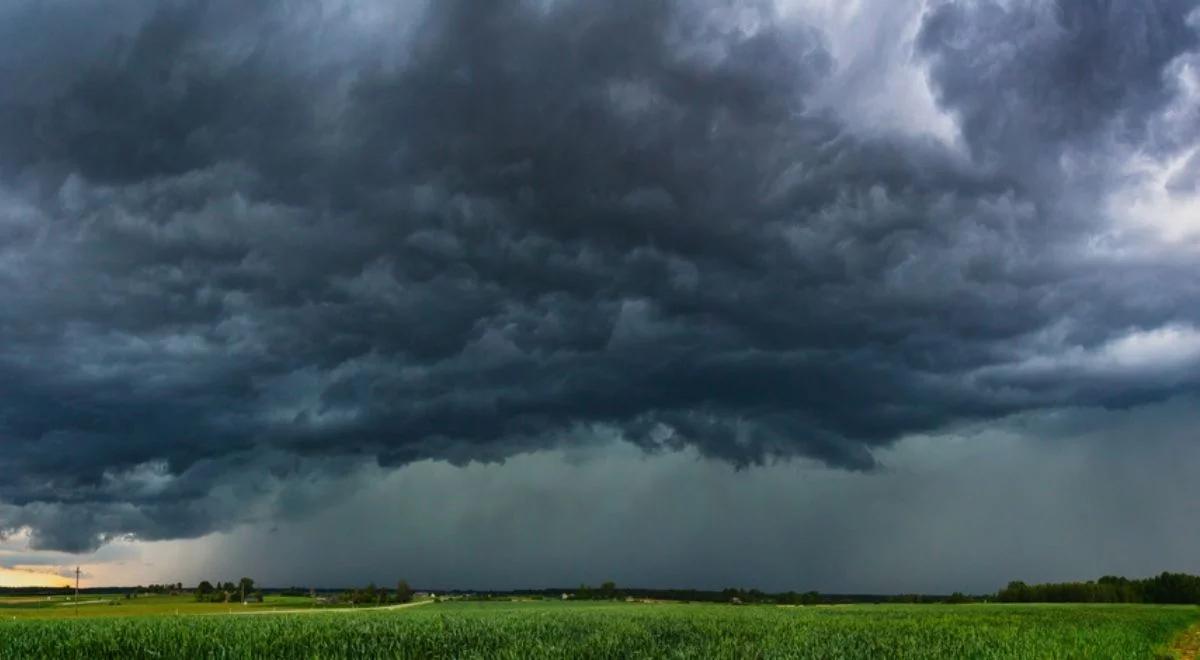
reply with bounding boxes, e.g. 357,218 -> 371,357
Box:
1,0 -> 1198,552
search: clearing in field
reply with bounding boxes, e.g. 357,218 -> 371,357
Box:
1,599 -> 1198,659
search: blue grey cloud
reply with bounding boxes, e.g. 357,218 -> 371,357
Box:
1,0 -> 1198,552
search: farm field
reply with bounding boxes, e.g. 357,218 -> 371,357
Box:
0,593 -> 324,620
0,600 -> 1197,659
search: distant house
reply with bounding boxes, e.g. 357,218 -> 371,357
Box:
561,593 -> 572,600
243,593 -> 263,604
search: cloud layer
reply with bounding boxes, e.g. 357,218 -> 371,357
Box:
1,0 -> 1199,553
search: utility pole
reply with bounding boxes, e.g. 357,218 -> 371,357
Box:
74,566 -> 80,616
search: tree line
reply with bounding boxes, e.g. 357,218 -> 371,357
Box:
194,578 -> 260,603
332,580 -> 414,605
448,573 -> 1200,605
998,573 -> 1200,604
192,578 -> 415,606
8,572 -> 1197,605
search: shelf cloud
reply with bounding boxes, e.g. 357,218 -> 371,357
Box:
1,0 -> 1198,557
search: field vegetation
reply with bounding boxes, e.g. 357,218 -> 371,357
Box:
0,593 -> 321,620
1,600 -> 1197,659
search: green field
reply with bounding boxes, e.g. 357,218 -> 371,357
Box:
1,599 -> 1197,659
0,594 -> 323,620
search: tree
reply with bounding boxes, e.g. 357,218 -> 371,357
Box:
239,578 -> 255,602
396,580 -> 413,603
195,581 -> 214,602
998,581 -> 1030,603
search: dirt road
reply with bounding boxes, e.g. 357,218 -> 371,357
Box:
228,599 -> 434,616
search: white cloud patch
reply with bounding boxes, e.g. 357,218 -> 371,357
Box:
1108,147 -> 1200,249
982,324 -> 1200,382
779,0 -> 961,145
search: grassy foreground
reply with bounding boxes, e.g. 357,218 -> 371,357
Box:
1,600 -> 1197,659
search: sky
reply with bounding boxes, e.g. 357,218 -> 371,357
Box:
0,0 -> 1199,594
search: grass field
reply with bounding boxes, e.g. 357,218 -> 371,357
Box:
0,599 -> 1197,658
0,594 -> 323,620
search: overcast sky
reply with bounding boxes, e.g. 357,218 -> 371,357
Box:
1,0 -> 1199,593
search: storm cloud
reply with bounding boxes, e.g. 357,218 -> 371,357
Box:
1,0 -> 1199,554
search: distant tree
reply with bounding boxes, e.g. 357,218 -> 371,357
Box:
195,581 -> 214,602
396,580 -> 413,604
600,581 -> 617,599
998,581 -> 1030,603
238,577 -> 255,602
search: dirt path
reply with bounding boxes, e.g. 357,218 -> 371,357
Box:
228,599 -> 434,616
1171,622 -> 1200,660
56,599 -> 112,607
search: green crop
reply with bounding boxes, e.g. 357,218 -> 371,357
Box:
0,601 -> 1196,659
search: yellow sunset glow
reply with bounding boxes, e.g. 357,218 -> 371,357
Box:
0,567 -> 71,588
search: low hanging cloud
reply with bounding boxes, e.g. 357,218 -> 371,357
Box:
1,0 -> 1199,553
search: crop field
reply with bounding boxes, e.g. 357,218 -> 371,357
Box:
0,600 -> 1197,659
0,594 -> 322,620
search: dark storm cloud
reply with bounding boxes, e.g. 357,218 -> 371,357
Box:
919,0 -> 1199,157
1,0 -> 1199,551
